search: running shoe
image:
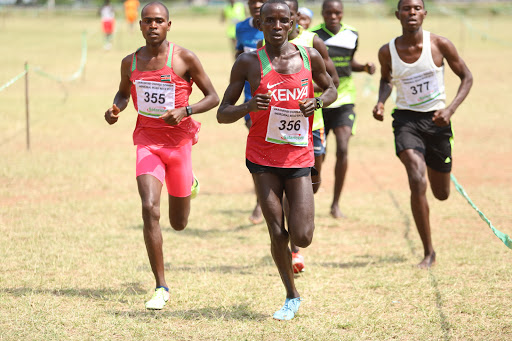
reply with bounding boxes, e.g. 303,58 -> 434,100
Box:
145,287 -> 169,310
191,175 -> 200,199
292,251 -> 305,273
273,297 -> 301,321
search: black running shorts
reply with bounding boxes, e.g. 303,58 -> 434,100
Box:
392,109 -> 453,173
322,104 -> 356,136
246,159 -> 312,179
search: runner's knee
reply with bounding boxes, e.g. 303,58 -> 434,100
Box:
141,200 -> 160,221
336,149 -> 348,160
269,224 -> 289,245
408,172 -> 427,194
432,187 -> 450,201
291,233 -> 313,248
169,216 -> 188,231
336,139 -> 348,158
290,227 -> 314,248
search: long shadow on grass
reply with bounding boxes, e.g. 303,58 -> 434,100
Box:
1,282 -> 147,300
136,255 -> 274,274
111,303 -> 267,321
316,254 -> 407,269
128,224 -> 227,235
360,161 -> 452,339
387,190 -> 452,339
429,270 -> 452,340
387,190 -> 417,257
162,264 -> 268,275
173,224 -> 259,235
216,209 -> 266,231
128,223 -> 260,234
138,255 -> 274,274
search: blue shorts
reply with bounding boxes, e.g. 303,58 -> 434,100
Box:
244,81 -> 252,122
312,128 -> 326,157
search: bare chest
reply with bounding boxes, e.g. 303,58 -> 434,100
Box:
395,40 -> 443,67
136,55 -> 168,71
271,53 -> 304,74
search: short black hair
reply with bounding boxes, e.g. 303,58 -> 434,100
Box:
397,0 -> 425,10
141,1 -> 170,20
284,0 -> 298,12
260,0 -> 289,18
322,0 -> 343,11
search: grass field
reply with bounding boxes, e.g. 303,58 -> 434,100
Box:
1,5 -> 511,340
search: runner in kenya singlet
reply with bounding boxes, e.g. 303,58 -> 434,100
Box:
246,44 -> 315,168
130,42 -> 201,148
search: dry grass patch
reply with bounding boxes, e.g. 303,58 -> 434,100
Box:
1,7 -> 511,341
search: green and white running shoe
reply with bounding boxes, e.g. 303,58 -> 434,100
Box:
191,175 -> 200,199
145,287 -> 169,310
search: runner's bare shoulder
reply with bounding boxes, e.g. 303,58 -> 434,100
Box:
235,50 -> 259,69
172,44 -> 199,63
430,33 -> 455,51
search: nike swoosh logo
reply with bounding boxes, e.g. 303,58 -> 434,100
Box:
267,81 -> 285,89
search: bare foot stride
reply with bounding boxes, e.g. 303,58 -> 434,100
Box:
330,205 -> 346,219
249,202 -> 263,224
417,252 -> 436,269
372,0 -> 472,270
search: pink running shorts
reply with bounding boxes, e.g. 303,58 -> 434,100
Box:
136,142 -> 193,197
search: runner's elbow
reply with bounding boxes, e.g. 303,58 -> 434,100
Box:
463,71 -> 473,88
216,111 -> 232,124
211,94 -> 220,108
216,113 -> 227,123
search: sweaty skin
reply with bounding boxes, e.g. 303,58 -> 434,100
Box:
104,2 -> 219,296
217,1 -> 336,317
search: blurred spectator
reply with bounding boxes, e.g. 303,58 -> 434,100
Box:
124,0 -> 140,32
221,0 -> 247,51
298,7 -> 313,29
99,0 -> 115,50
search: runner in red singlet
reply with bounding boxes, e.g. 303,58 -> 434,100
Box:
217,0 -> 337,320
104,1 -> 219,310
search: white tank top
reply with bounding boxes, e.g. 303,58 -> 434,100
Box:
390,31 -> 445,112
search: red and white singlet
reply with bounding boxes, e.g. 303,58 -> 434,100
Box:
246,44 -> 315,168
130,42 -> 201,147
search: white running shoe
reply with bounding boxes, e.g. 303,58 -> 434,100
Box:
145,287 -> 169,310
